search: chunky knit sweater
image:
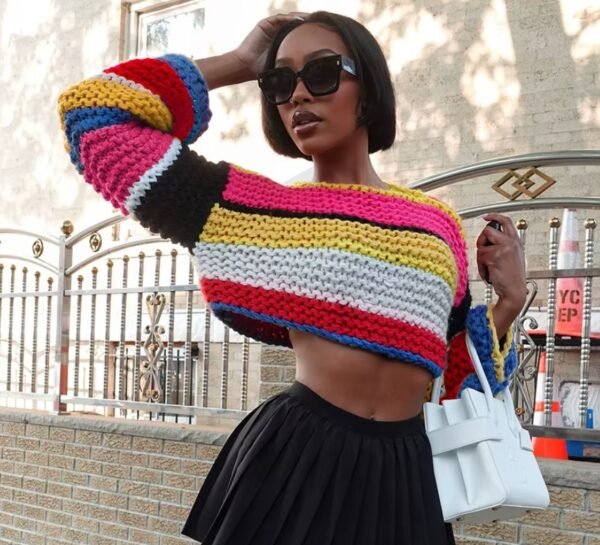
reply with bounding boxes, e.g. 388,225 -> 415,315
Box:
58,54 -> 516,398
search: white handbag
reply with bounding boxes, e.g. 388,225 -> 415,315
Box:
424,334 -> 550,524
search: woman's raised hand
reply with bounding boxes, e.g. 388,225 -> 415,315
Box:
476,213 -> 527,337
234,13 -> 309,78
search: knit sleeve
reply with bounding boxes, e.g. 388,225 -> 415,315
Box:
57,54 -> 229,251
442,288 -> 518,399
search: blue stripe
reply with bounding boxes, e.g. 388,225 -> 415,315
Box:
460,304 -> 518,395
211,302 -> 443,377
160,54 -> 211,144
64,107 -> 133,172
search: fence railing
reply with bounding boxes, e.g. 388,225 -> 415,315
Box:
0,217 -> 260,422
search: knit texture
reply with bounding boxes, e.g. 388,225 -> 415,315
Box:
58,55 -> 516,395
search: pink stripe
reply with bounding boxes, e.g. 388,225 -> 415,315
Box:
80,123 -> 173,213
223,168 -> 468,303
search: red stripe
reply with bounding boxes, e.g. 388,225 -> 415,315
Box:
534,401 -> 561,412
201,278 -> 446,365
442,332 -> 471,400
105,58 -> 193,141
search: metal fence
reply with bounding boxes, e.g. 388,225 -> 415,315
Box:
0,216 -> 259,423
1,150 -> 600,440
410,150 -> 600,442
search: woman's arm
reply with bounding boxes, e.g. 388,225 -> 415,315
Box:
195,52 -> 254,90
195,12 -> 308,89
443,214 -> 526,399
58,54 -> 227,250
57,13 -> 306,250
481,213 -> 528,339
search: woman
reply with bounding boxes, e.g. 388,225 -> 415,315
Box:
58,10 -> 526,545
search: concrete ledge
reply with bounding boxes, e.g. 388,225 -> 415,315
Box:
539,458 -> 600,490
0,407 -> 233,446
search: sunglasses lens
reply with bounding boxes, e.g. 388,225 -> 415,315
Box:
304,57 -> 339,95
259,56 -> 345,104
260,69 -> 294,104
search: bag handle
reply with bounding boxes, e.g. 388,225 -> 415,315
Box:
431,333 -> 495,414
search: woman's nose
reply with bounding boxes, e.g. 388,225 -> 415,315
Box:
289,77 -> 314,105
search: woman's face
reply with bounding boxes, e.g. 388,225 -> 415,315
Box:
275,23 -> 364,158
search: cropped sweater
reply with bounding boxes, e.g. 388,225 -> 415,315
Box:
58,54 -> 517,398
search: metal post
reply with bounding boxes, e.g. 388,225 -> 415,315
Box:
579,219 -> 596,427
221,326 -> 230,409
53,221 -> 74,414
544,217 -> 560,427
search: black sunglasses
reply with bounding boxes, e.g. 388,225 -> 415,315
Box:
258,54 -> 357,105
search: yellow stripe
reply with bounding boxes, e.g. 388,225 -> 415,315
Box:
58,78 -> 172,133
201,205 -> 458,290
487,303 -> 515,383
231,164 -> 263,177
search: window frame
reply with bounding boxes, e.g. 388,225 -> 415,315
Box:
122,0 -> 208,59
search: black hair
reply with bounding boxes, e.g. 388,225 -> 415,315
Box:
260,11 -> 396,160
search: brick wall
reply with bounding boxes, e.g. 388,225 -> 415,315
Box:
259,345 -> 297,402
0,409 -> 234,545
368,0 -> 600,185
1,410 -> 599,545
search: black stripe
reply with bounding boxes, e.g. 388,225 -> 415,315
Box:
134,147 -> 230,250
218,200 -> 447,242
447,285 -> 472,341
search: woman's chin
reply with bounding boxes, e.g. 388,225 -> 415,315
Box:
293,139 -> 329,158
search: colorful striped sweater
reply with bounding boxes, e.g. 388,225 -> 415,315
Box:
58,54 -> 517,398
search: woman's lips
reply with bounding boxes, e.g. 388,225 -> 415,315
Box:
293,120 -> 321,136
292,110 -> 322,136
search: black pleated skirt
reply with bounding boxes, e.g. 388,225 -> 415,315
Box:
182,382 -> 455,545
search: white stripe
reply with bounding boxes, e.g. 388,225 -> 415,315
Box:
124,139 -> 182,217
192,243 -> 453,338
93,72 -> 158,98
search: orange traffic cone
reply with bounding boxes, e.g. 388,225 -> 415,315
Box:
532,352 -> 568,459
532,436 -> 568,459
555,209 -> 583,337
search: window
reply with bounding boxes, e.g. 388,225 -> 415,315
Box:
124,0 -> 208,59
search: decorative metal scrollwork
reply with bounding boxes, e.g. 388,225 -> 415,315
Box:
493,168 -> 556,200
32,239 -> 44,258
89,232 -> 102,253
512,279 -> 540,422
139,293 -> 166,403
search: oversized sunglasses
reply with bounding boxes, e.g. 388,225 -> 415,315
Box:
258,55 -> 357,105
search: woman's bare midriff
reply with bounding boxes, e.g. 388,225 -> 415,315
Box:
288,328 -> 432,421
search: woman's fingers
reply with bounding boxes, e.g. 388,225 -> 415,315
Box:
476,214 -> 522,250
261,12 -> 309,30
475,214 -> 526,290
482,213 -> 520,239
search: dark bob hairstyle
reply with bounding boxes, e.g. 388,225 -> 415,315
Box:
261,11 -> 396,160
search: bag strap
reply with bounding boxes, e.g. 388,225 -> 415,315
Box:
427,416 -> 503,455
